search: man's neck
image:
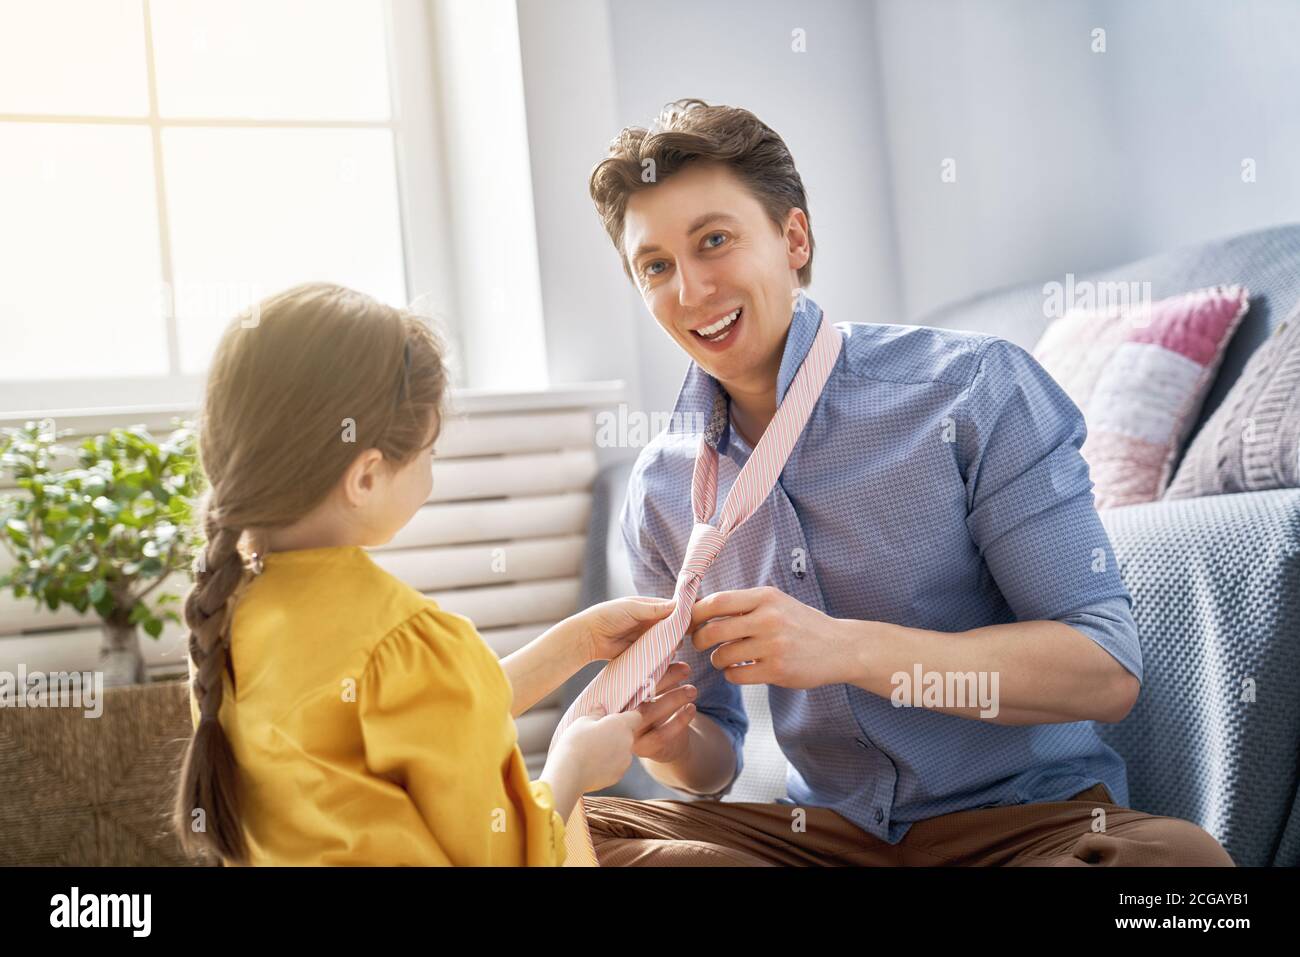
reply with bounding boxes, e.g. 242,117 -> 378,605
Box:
726,386 -> 777,448
718,306 -> 795,447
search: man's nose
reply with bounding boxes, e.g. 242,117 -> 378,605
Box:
676,259 -> 716,309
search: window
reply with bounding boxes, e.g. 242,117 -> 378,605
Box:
0,0 -> 468,413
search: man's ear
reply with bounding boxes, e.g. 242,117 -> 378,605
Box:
784,207 -> 811,272
340,447 -> 386,509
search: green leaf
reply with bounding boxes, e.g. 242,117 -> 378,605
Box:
143,616 -> 163,639
4,518 -> 30,549
91,496 -> 118,517
92,595 -> 115,619
0,420 -> 199,625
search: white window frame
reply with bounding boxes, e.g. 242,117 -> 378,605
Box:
0,0 -> 461,417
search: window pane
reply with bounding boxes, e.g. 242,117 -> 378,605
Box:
0,123 -> 167,381
0,0 -> 149,115
162,127 -> 407,373
150,0 -> 391,120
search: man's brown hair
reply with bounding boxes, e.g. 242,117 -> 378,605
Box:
590,98 -> 815,287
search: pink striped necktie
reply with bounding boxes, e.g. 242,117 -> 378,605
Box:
551,313 -> 843,866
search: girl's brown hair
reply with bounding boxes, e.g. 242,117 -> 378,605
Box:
589,98 -> 816,287
172,282 -> 450,864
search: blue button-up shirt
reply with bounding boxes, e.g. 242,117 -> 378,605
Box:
619,293 -> 1143,844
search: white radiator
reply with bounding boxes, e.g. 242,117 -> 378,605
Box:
0,390 -> 615,777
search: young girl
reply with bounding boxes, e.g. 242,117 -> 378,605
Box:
173,281 -> 676,866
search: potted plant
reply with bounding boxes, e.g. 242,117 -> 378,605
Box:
0,419 -> 201,687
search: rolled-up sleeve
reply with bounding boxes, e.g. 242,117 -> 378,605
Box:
1057,596 -> 1143,685
954,338 -> 1143,685
619,460 -> 749,798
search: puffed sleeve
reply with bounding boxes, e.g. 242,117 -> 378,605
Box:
358,606 -> 566,866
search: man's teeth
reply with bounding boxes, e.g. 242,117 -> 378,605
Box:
696,308 -> 741,338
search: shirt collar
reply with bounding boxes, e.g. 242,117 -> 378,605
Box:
666,291 -> 824,455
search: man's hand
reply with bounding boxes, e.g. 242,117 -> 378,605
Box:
632,660 -> 698,763
690,586 -> 862,689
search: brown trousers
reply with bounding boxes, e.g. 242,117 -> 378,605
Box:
584,783 -> 1236,866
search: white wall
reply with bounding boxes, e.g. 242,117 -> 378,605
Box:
877,0 -> 1300,322
605,0 -> 900,419
1098,0 -> 1300,260
514,0 -> 646,423
519,0 -> 1300,422
519,0 -> 899,427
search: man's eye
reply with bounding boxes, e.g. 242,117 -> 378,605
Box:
645,261 -> 667,277
705,232 -> 727,248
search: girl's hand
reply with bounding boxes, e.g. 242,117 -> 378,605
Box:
555,706 -> 646,794
576,596 -> 677,665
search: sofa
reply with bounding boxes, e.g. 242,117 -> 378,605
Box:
576,222 -> 1300,867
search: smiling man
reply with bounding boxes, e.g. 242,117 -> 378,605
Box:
578,99 -> 1234,867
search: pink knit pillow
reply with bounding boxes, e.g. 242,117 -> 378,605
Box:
1031,285 -> 1249,509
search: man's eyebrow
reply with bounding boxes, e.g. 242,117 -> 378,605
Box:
685,211 -> 741,235
629,212 -> 741,264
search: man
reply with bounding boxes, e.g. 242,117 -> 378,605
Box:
580,99 -> 1233,866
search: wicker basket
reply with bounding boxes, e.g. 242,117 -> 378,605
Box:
0,677 -> 215,866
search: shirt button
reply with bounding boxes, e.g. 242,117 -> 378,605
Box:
874,807 -> 884,824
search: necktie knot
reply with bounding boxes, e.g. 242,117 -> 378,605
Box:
681,522 -> 726,581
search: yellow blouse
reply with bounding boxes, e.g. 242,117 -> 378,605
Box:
186,545 -> 566,866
